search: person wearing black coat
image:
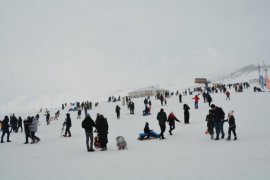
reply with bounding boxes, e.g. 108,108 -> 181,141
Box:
96,114 -> 109,151
1,116 -> 11,143
157,109 -> 167,139
17,116 -> 23,132
211,104 -> 225,140
81,114 -> 96,152
205,110 -> 214,139
206,93 -> 212,107
63,113 -> 72,137
179,93 -> 182,103
225,111 -> 237,140
183,104 -> 190,124
115,105 -> 121,119
23,116 -> 32,144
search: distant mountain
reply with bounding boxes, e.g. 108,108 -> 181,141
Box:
211,64 -> 270,84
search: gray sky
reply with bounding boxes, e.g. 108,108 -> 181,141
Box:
1,0 -> 270,111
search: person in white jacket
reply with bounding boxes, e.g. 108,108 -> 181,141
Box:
30,115 -> 40,144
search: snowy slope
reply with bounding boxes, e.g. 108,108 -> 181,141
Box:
1,89 -> 270,180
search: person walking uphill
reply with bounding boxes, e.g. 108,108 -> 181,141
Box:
168,112 -> 180,135
81,114 -> 96,152
1,116 -> 11,143
205,110 -> 214,139
157,109 -> 167,139
115,105 -> 121,119
96,114 -> 109,151
63,113 -> 72,137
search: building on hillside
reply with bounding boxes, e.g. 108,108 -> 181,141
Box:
128,86 -> 169,98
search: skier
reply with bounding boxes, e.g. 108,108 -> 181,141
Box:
81,113 -> 96,152
115,105 -> 121,119
156,109 -> 167,139
183,104 -> 190,124
225,111 -> 237,140
96,114 -> 109,151
168,112 -> 180,135
1,116 -> 11,143
30,116 -> 40,143
63,113 -> 72,137
205,110 -> 215,139
211,104 -> 225,140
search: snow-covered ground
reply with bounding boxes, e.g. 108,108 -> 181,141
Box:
1,88 -> 270,180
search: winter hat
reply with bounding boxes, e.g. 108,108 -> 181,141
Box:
86,113 -> 90,118
228,111 -> 234,117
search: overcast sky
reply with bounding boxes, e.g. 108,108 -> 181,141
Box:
0,0 -> 270,111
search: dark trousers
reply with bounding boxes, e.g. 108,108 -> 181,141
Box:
214,122 -> 225,138
169,123 -> 175,133
65,126 -> 71,136
99,133 -> 108,148
1,129 -> 10,142
31,132 -> 40,142
85,132 -> 93,150
228,126 -> 237,137
25,132 -> 31,143
159,123 -> 166,138
18,124 -> 23,132
184,113 -> 189,124
116,112 -> 120,119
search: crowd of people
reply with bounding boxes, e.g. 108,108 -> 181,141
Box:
0,82 -> 252,151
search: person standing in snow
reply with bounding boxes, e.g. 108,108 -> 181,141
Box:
206,93 -> 212,107
115,105 -> 121,119
63,113 -> 72,137
30,116 -> 40,143
77,107 -> 82,119
205,110 -> 214,139
17,116 -> 23,132
160,95 -> 164,106
46,112 -> 50,125
183,104 -> 190,124
226,91 -> 231,100
23,116 -> 32,144
168,112 -> 180,135
179,93 -> 182,103
96,114 -> 109,151
211,104 -> 225,140
192,95 -> 200,109
1,116 -> 11,143
225,111 -> 237,140
81,114 -> 96,152
157,109 -> 167,139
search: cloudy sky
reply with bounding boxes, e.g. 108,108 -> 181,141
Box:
0,0 -> 269,111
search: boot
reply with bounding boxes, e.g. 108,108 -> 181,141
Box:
169,131 -> 172,135
88,148 -> 95,152
221,134 -> 225,139
1,141 -> 4,143
210,134 -> 214,139
226,136 -> 231,140
63,134 -> 67,137
7,140 -> 11,142
234,137 -> 237,140
215,137 -> 219,140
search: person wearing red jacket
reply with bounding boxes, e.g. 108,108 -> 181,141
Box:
192,95 -> 200,109
168,112 -> 180,135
